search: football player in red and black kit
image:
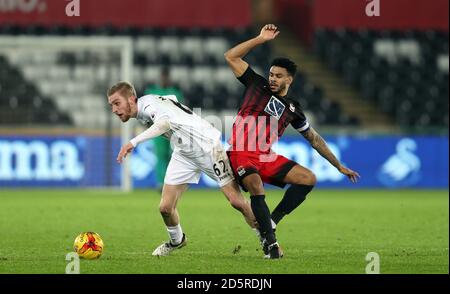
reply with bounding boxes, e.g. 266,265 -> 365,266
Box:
225,24 -> 360,259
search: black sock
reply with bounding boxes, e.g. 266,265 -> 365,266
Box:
271,184 -> 314,224
250,195 -> 276,244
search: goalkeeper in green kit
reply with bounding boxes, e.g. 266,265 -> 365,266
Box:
144,67 -> 184,190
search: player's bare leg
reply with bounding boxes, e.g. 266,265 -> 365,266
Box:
242,174 -> 283,259
283,164 -> 317,186
159,183 -> 188,226
152,183 -> 188,256
220,180 -> 257,228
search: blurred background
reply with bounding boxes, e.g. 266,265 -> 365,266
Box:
0,0 -> 448,190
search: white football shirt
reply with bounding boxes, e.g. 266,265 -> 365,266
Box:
136,94 -> 221,157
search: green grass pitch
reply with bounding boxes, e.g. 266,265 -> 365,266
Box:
0,189 -> 448,274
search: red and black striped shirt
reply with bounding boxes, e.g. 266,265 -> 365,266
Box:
229,67 -> 310,154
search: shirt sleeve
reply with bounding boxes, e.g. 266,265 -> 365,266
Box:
130,119 -> 171,147
237,66 -> 265,87
290,103 -> 310,133
142,98 -> 171,123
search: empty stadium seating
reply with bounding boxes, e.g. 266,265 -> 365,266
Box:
1,25 -> 348,127
0,55 -> 72,125
314,28 -> 449,128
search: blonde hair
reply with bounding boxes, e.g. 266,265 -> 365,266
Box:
107,81 -> 137,98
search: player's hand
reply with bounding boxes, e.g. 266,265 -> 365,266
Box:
259,24 -> 280,41
338,166 -> 360,183
117,142 -> 134,164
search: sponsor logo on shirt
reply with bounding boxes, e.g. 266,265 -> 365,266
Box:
289,103 -> 295,112
237,166 -> 246,177
264,96 -> 285,120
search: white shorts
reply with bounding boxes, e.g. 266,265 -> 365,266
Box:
164,141 -> 235,187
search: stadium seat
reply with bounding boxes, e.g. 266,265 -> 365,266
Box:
157,36 -> 182,63
170,65 -> 191,92
179,36 -> 205,64
204,37 -> 229,64
191,66 -> 215,93
437,55 -> 449,73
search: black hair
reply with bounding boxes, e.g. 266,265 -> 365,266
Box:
270,57 -> 297,77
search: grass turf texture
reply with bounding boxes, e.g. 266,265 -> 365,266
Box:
0,189 -> 448,274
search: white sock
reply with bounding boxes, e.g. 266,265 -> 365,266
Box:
253,220 -> 277,242
167,224 -> 183,245
253,228 -> 263,241
271,219 -> 277,230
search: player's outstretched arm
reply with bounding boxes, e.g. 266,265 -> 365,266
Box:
301,127 -> 360,183
116,119 -> 170,164
224,24 -> 280,77
117,142 -> 134,164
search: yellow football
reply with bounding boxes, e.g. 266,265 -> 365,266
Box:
73,232 -> 104,259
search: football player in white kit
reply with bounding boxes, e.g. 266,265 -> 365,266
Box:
107,81 -> 258,256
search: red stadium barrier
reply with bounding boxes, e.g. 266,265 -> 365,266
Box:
0,0 -> 251,28
314,0 -> 449,31
275,0 -> 449,45
274,0 -> 313,45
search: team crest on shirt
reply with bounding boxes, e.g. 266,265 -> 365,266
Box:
289,103 -> 295,112
237,166 -> 246,176
264,96 -> 286,120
